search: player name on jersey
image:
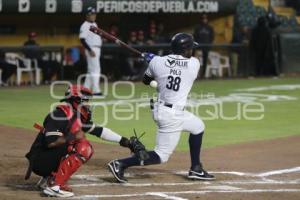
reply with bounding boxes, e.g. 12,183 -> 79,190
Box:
170,69 -> 182,76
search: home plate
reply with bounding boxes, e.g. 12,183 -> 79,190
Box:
202,185 -> 241,190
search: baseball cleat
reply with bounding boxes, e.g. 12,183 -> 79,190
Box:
92,92 -> 106,99
107,160 -> 128,183
188,164 -> 215,181
43,185 -> 74,198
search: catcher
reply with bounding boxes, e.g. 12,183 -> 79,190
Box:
25,84 -> 148,197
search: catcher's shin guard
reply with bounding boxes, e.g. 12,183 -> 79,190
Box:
52,139 -> 93,186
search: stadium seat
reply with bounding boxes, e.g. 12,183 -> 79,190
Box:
5,53 -> 41,85
16,58 -> 41,85
205,52 -> 231,78
32,59 -> 41,85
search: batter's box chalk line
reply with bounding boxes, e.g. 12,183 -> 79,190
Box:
73,166 -> 300,180
12,166 -> 300,199
67,166 -> 300,189
70,189 -> 300,200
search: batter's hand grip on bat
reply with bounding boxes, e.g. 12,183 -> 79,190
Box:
142,52 -> 156,63
89,26 -> 100,34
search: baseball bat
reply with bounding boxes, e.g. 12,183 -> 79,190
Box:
89,26 -> 143,56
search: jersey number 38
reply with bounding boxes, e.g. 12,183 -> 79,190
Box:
166,76 -> 181,91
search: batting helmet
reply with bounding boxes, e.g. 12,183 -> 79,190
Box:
171,33 -> 199,54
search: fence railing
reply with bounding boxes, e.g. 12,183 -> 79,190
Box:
0,43 -> 250,82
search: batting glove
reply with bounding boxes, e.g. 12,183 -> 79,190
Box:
142,52 -> 156,63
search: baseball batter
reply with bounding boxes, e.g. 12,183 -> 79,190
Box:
79,7 -> 102,96
108,33 -> 215,182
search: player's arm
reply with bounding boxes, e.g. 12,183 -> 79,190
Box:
80,38 -> 92,52
143,74 -> 154,85
82,122 -> 132,148
83,120 -> 149,160
80,38 -> 95,57
43,110 -> 71,148
192,57 -> 201,80
142,53 -> 157,85
79,24 -> 95,57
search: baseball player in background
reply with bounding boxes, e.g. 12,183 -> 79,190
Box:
79,7 -> 102,96
108,33 -> 215,182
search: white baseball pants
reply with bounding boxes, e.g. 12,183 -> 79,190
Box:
84,47 -> 101,93
152,103 -> 205,163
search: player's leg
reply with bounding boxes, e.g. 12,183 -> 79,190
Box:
90,48 -> 101,94
182,111 -> 215,180
108,105 -> 183,183
43,138 -> 93,197
108,130 -> 182,183
83,50 -> 92,90
32,144 -> 68,190
32,144 -> 68,178
108,150 -> 161,183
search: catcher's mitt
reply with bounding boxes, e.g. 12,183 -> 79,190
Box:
128,129 -> 150,161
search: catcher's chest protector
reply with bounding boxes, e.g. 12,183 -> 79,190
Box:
57,105 -> 82,135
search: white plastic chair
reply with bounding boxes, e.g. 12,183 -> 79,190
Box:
17,58 -> 42,85
5,52 -> 41,85
205,52 -> 231,78
219,54 -> 231,77
32,59 -> 41,85
5,53 -> 19,85
16,58 -> 35,85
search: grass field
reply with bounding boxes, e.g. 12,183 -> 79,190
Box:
0,77 -> 299,150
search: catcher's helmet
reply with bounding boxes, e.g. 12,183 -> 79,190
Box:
61,84 -> 92,102
171,33 -> 199,54
61,84 -> 93,122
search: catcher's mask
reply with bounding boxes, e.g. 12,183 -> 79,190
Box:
61,84 -> 93,122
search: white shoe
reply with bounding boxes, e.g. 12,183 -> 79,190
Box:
43,185 -> 74,198
36,177 -> 48,190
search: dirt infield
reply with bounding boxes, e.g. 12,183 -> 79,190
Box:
0,125 -> 300,200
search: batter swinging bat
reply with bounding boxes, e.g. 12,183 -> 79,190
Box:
89,26 -> 142,56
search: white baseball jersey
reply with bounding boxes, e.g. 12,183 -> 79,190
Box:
79,21 -> 102,47
146,54 -> 204,163
146,54 -> 200,106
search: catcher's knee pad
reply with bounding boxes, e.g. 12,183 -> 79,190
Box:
74,139 -> 94,163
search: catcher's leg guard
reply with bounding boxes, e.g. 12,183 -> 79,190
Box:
52,139 -> 93,186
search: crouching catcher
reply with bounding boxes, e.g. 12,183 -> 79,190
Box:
25,84 -> 148,198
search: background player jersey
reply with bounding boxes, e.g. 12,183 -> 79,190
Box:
79,21 -> 102,47
146,54 -> 200,106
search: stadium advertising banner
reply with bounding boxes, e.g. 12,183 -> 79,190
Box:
0,0 -> 238,14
